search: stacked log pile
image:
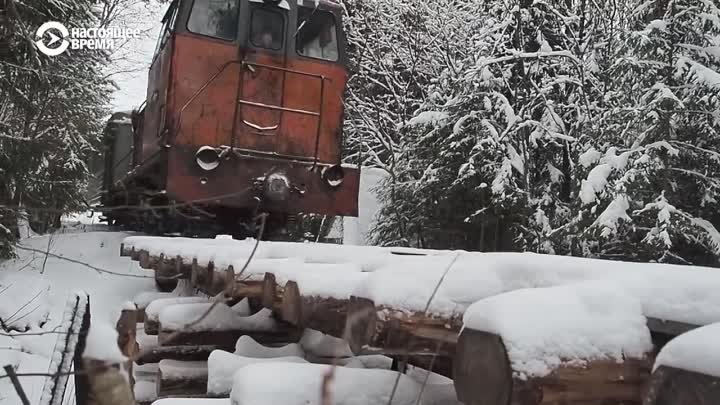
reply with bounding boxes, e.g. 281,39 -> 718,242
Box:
118,241 -> 716,405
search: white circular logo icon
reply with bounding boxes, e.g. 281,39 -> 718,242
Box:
35,21 -> 70,56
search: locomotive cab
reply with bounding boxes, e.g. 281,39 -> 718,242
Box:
108,0 -> 359,235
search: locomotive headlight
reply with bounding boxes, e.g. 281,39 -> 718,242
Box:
263,172 -> 291,202
195,146 -> 220,171
322,164 -> 345,187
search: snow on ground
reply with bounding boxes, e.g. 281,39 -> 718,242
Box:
231,363 -> 426,405
234,335 -> 304,358
207,350 -> 308,395
462,281 -> 653,379
343,167 -> 387,246
0,229 -> 155,405
654,322 -> 720,377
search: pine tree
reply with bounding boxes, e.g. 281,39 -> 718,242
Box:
572,0 -> 720,265
0,0 -> 112,257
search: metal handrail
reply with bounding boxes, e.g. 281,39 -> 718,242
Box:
238,61 -> 327,167
171,59 -> 329,166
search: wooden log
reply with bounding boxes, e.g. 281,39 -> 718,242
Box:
261,273 -> 277,309
157,360 -> 208,397
191,259 -> 211,290
344,296 -> 378,354
228,279 -> 264,300
344,296 -> 460,352
343,296 -> 457,378
646,318 -> 699,338
453,328 -> 652,405
206,263 -> 228,297
138,250 -> 152,269
136,345 -> 219,365
84,358 -> 134,405
116,308 -> 138,388
280,281 -> 349,338
130,246 -> 140,261
157,327 -> 303,350
175,255 -> 192,279
643,365 -> 720,405
156,255 -> 180,280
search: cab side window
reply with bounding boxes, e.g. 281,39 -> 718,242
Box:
250,8 -> 284,50
153,1 -> 178,58
187,0 -> 239,41
296,8 -> 338,61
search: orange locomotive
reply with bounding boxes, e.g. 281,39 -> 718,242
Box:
99,0 -> 359,237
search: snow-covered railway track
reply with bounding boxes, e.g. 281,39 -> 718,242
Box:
116,235 -> 720,405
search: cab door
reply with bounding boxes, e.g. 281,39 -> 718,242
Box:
141,0 -> 178,161
234,2 -> 288,154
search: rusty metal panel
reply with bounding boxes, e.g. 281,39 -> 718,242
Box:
166,146 -> 359,217
170,34 -> 239,147
141,35 -> 175,161
282,58 -> 347,163
235,52 -> 284,152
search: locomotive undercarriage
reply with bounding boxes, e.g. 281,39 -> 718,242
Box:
98,162 -> 292,240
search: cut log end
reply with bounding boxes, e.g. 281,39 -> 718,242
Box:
644,365 -> 720,405
261,273 -> 277,310
138,250 -> 151,269
453,329 -> 511,405
344,296 -> 377,354
453,328 -> 652,405
281,280 -> 302,326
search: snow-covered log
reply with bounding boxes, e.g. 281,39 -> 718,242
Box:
207,350 -> 308,396
190,258 -> 211,291
231,363 -> 426,405
645,323 -> 720,405
157,360 -> 208,397
145,296 -> 211,335
279,281 -> 352,338
455,283 -> 654,405
343,296 -> 460,377
136,345 -> 219,365
645,366 -> 720,405
116,307 -> 138,387
233,335 -> 304,358
454,329 -> 651,405
158,306 -> 301,348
